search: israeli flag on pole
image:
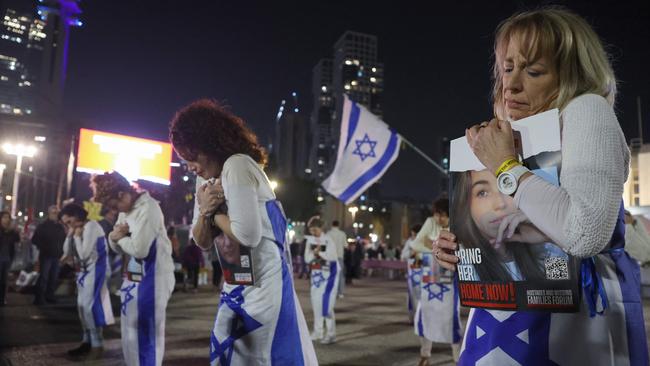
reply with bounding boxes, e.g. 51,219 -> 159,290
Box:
322,95 -> 401,204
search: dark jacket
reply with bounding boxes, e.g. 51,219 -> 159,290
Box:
31,220 -> 66,259
182,244 -> 205,268
0,228 -> 20,261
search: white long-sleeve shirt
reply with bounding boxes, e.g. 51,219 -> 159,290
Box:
411,217 -> 444,255
401,237 -> 415,260
62,220 -> 105,267
220,154 -> 285,285
625,219 -> 650,264
304,234 -> 338,264
326,227 -> 347,260
513,94 -> 630,258
109,191 -> 174,274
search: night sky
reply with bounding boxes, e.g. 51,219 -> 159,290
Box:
63,0 -> 649,202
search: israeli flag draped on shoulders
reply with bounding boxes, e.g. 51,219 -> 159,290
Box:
322,95 -> 401,204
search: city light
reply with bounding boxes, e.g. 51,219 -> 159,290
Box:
368,207 -> 374,212
34,136 -> 46,142
2,143 -> 37,157
5,195 -> 11,201
76,128 -> 172,185
369,233 -> 378,242
269,180 -> 278,190
317,196 -> 324,202
348,206 -> 359,220
3,142 -> 37,217
182,176 -> 189,182
39,211 -> 44,217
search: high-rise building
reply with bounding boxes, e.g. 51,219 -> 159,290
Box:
272,92 -> 308,179
308,58 -> 335,183
0,0 -> 81,216
308,31 -> 384,187
0,0 -> 81,117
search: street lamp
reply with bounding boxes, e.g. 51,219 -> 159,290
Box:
269,180 -> 278,191
2,143 -> 37,218
0,163 -> 5,211
348,206 -> 359,221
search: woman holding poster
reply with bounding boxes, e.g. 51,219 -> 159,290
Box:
411,199 -> 462,366
171,99 -> 317,366
433,7 -> 648,366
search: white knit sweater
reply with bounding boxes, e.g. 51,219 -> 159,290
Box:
513,94 -> 630,258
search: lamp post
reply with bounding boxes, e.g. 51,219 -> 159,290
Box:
348,205 -> 359,223
0,163 -> 5,211
2,143 -> 37,218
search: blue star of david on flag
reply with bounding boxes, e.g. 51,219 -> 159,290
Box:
352,133 -> 378,162
321,96 -> 401,204
409,269 -> 422,286
120,283 -> 137,316
424,282 -> 450,302
77,270 -> 89,287
460,310 -> 557,365
210,286 -> 263,365
312,272 -> 326,288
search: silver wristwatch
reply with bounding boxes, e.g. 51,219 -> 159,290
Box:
496,164 -> 529,196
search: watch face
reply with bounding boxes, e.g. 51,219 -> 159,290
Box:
498,172 -> 517,195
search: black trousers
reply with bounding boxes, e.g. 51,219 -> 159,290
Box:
0,260 -> 10,304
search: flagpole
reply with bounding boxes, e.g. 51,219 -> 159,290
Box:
399,135 -> 449,176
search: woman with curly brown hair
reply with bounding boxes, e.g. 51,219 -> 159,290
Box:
170,99 -> 317,366
91,171 -> 175,366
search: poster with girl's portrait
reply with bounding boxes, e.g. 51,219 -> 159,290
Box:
214,233 -> 255,285
449,109 -> 580,312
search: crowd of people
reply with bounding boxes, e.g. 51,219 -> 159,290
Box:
2,6 -> 650,366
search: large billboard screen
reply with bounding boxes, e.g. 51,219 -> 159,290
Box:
76,128 -> 173,185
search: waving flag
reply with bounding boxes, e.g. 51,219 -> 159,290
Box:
322,95 -> 401,204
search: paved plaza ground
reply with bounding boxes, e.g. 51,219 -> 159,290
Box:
1,273 -> 650,365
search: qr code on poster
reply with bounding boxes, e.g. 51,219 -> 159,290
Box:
240,255 -> 250,268
545,256 -> 569,280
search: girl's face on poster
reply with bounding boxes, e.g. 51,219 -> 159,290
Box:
469,170 -> 516,241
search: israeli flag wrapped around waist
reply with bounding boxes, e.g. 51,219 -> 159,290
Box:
322,95 -> 401,204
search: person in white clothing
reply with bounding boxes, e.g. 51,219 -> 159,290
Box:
624,210 -> 650,265
401,224 -> 422,323
59,203 -> 115,361
326,220 -> 347,298
434,8 -> 648,365
411,198 -> 461,366
92,172 -> 175,366
305,217 -> 340,345
170,99 -> 318,366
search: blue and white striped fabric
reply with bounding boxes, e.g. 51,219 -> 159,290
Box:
119,241 -> 175,366
208,194 -> 318,365
406,261 -> 422,319
75,221 -> 115,330
322,95 -> 401,204
414,276 -> 462,344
